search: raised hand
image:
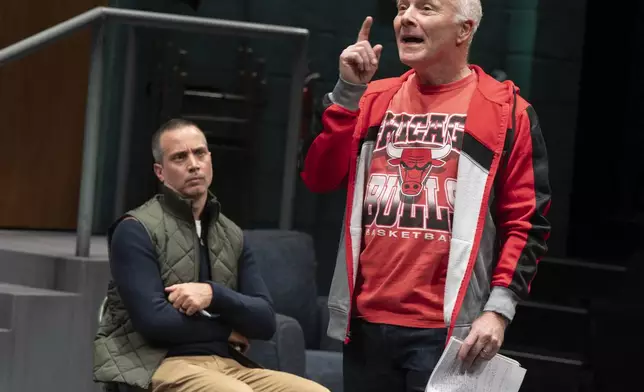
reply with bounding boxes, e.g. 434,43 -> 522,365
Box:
339,16 -> 383,85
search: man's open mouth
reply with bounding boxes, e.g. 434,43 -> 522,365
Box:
401,35 -> 424,43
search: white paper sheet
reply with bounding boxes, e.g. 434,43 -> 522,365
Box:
425,337 -> 526,392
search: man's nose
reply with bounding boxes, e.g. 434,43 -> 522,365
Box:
187,154 -> 199,171
400,7 -> 418,26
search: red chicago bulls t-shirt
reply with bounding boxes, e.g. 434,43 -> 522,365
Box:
354,71 -> 478,328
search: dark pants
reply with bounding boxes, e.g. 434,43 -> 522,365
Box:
343,319 -> 447,392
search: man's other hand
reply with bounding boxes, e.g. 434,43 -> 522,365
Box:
165,283 -> 213,316
457,311 -> 508,369
229,330 -> 250,353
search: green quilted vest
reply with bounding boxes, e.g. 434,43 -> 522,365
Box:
93,186 -> 243,389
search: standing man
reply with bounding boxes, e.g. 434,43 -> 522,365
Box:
94,119 -> 328,392
301,1 -> 551,391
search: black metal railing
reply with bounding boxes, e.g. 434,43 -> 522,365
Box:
0,7 -> 309,257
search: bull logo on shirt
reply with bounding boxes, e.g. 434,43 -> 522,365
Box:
386,139 -> 453,197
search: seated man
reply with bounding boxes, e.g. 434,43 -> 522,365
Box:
93,119 -> 328,392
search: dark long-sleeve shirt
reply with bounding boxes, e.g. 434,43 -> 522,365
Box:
109,218 -> 276,357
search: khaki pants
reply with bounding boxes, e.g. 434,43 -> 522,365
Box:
150,356 -> 329,392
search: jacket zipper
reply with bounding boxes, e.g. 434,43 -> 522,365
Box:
343,142 -> 365,344
344,233 -> 354,344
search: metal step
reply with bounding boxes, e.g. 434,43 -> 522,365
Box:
182,114 -> 250,124
520,300 -> 587,315
542,256 -> 628,271
181,88 -> 254,129
184,89 -> 246,101
501,345 -> 584,366
530,257 -> 627,307
499,345 -> 586,392
516,357 -> 585,392
508,300 -> 589,355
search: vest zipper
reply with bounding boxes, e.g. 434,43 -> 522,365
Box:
193,222 -> 200,282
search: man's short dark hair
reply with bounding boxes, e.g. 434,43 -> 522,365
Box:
152,118 -> 200,163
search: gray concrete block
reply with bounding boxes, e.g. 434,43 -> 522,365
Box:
0,284 -> 80,392
55,256 -> 111,392
0,250 -> 57,290
0,293 -> 12,329
0,230 -> 108,257
0,232 -> 111,392
0,329 -> 13,392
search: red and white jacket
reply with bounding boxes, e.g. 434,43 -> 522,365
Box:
301,65 -> 551,342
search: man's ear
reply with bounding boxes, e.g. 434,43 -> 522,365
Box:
153,163 -> 164,183
457,19 -> 474,45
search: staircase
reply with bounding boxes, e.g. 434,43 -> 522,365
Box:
154,42 -> 268,229
502,256 -> 627,391
0,231 -> 111,392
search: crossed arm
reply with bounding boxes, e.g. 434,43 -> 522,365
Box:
109,219 -> 276,344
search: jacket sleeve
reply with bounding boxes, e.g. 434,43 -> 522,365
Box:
483,105 -> 552,322
300,78 -> 367,193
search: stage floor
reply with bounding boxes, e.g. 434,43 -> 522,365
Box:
0,230 -> 108,258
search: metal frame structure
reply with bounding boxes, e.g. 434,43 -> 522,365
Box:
0,7 -> 309,257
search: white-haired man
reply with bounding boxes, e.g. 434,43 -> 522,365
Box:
301,1 -> 551,391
